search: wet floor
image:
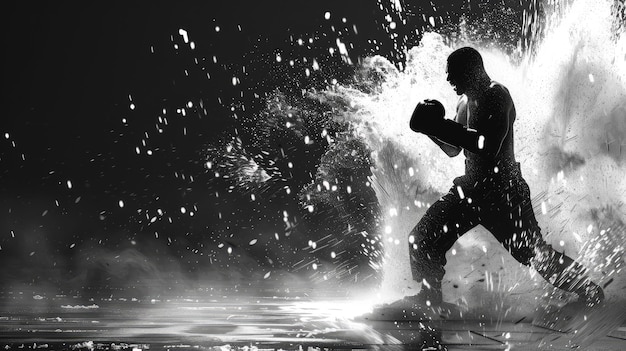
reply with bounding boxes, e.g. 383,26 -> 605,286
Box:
0,289 -> 624,351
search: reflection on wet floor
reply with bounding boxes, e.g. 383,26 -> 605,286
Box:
0,290 -> 624,351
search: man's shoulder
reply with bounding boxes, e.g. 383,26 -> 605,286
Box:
484,81 -> 512,104
487,81 -> 510,97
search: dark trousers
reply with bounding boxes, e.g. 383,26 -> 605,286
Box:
409,163 -> 590,294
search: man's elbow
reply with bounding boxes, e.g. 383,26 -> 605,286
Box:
446,147 -> 462,158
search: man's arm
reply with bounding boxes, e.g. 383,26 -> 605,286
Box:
429,135 -> 462,157
430,86 -> 511,157
429,97 -> 466,157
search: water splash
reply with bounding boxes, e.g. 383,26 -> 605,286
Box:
324,0 -> 626,315
198,0 -> 626,317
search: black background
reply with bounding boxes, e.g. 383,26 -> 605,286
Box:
1,1 -> 533,295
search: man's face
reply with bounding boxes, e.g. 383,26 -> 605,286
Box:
446,61 -> 468,96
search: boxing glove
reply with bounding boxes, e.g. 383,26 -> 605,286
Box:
409,99 -> 445,135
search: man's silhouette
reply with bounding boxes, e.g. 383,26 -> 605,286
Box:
405,47 -> 604,308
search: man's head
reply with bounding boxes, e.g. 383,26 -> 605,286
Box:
446,47 -> 486,96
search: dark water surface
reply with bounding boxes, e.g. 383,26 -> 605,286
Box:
1,288 -> 624,351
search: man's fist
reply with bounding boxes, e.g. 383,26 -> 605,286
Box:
409,99 -> 445,135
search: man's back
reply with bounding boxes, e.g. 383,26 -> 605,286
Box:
457,82 -> 517,177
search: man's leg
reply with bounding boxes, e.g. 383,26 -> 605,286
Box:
408,186 -> 478,305
532,241 -> 604,306
483,173 -> 604,307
